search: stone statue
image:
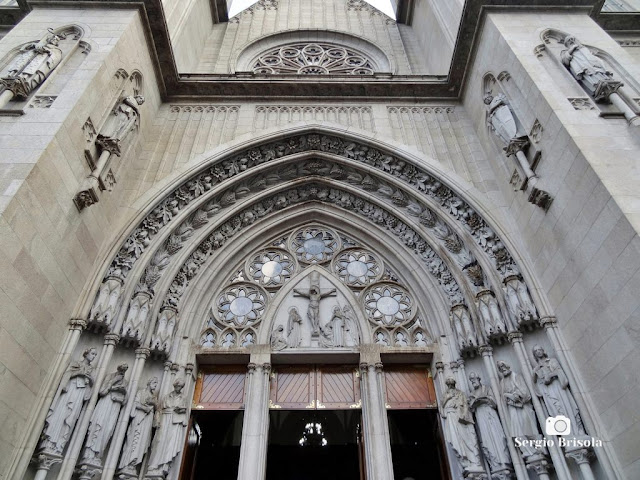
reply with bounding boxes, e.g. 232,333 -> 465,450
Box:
89,276 -> 123,328
39,348 -> 98,455
450,305 -> 478,351
561,35 -> 618,101
121,292 -> 151,343
531,345 -> 585,435
270,325 -> 287,351
151,307 -> 177,354
503,276 -> 537,327
484,93 -> 529,155
342,305 -> 360,346
146,379 -> 188,476
468,372 -> 512,473
477,291 -> 507,337
318,321 -> 334,348
96,95 -> 145,156
1,29 -> 63,99
441,377 -> 484,476
82,363 -> 129,465
286,306 -> 303,347
497,360 -> 540,457
293,279 -> 336,334
329,305 -> 346,347
117,377 -> 159,476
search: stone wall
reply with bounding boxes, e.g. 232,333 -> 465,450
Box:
465,11 -> 640,479
0,7 -> 161,477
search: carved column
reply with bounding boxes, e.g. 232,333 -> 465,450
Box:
508,333 -> 571,480
360,362 -> 394,480
478,346 -> 525,480
237,363 -> 271,480
56,334 -> 121,480
565,447 -> 595,480
526,455 -> 551,480
33,454 -> 63,480
100,347 -> 150,480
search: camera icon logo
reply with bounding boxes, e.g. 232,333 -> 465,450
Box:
545,415 -> 571,436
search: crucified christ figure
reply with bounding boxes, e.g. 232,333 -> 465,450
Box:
293,281 -> 336,335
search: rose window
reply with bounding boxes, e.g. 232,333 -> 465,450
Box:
216,284 -> 266,327
333,249 -> 382,287
252,43 -> 376,75
364,283 -> 413,326
289,227 -> 339,264
247,249 -> 295,288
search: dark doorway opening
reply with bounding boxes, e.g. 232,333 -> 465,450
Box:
387,409 -> 449,480
182,410 -> 244,480
266,410 -> 362,480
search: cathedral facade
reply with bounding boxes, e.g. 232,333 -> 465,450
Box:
0,1 -> 639,479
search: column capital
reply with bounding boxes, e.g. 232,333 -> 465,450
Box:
449,361 -> 459,372
359,362 -> 369,373
69,318 -> 88,331
104,333 -> 120,345
134,347 -> 151,359
247,362 -> 258,373
507,331 -> 524,343
262,363 -> 272,374
33,452 -> 63,471
434,361 -> 444,372
185,363 -> 195,375
374,362 -> 383,373
478,345 -> 494,356
539,316 -> 558,329
526,456 -> 550,475
565,447 -> 593,465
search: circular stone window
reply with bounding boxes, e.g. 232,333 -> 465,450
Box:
216,284 -> 267,327
363,283 -> 413,327
289,227 -> 340,264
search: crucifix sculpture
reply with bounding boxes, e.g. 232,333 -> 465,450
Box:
293,272 -> 336,335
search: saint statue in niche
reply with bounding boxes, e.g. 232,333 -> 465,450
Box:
328,306 -> 346,347
468,372 -> 512,473
96,95 -> 145,156
531,345 -> 585,435
287,306 -> 303,347
441,377 -> 484,476
1,28 -> 63,99
117,377 -> 159,476
39,347 -> 98,455
484,92 -> 528,153
497,360 -> 540,458
561,35 -> 618,101
82,363 -> 129,465
146,379 -> 188,476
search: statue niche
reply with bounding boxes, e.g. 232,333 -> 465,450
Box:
269,270 -> 361,349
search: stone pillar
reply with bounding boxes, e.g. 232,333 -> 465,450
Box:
56,334 -> 121,480
508,332 -> 572,480
237,363 -> 271,480
478,346 -> 527,480
359,362 -> 394,480
100,347 -> 150,480
565,447 -> 595,480
526,454 -> 551,480
33,454 -> 63,480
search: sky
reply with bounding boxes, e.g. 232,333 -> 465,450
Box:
228,0 -> 396,19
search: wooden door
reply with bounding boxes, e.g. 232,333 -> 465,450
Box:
270,366 -> 360,409
192,365 -> 247,410
383,366 -> 437,409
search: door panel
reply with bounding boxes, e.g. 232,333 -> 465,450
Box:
194,366 -> 247,410
270,366 -> 314,409
269,365 -> 361,410
384,366 -> 437,409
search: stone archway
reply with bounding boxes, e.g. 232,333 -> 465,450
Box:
21,125 -> 606,480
